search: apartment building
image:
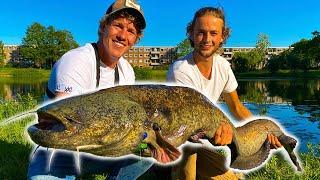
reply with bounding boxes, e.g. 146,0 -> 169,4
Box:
123,46 -> 176,68
222,47 -> 289,61
3,45 -> 20,64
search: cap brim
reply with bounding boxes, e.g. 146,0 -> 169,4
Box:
107,7 -> 146,30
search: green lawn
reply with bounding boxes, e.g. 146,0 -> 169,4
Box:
1,67 -> 319,81
0,67 -> 51,78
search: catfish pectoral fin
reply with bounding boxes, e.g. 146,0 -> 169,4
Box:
155,131 -> 181,161
230,139 -> 271,170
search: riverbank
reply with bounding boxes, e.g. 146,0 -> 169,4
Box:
235,70 -> 320,79
0,68 -> 319,80
0,67 -> 50,79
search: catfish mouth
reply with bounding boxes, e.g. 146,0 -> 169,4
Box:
32,112 -> 66,132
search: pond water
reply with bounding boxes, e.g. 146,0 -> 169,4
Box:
0,78 -> 319,152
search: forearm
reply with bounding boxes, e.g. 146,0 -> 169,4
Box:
229,102 -> 252,121
223,91 -> 252,121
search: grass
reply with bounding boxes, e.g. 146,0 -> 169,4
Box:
0,94 -> 37,179
246,144 -> 320,179
1,68 -> 319,82
0,67 -> 51,79
1,96 -> 320,179
133,68 -> 167,81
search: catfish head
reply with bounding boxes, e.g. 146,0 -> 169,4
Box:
27,91 -> 180,163
28,93 -> 149,157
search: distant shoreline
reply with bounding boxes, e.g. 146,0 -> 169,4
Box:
0,67 -> 319,80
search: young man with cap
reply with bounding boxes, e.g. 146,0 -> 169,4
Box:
167,7 -> 282,179
28,0 -> 152,179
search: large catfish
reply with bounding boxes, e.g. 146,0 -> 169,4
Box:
27,85 -> 301,171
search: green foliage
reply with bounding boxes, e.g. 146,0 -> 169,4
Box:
19,22 -> 79,69
233,33 -> 269,72
175,38 -> 193,58
266,54 -> 285,74
267,30 -> 320,73
255,33 -> 270,55
233,50 -> 264,73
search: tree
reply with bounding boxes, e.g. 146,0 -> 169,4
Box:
312,30 -> 320,38
254,33 -> 270,68
175,38 -> 193,58
255,33 -> 270,54
20,22 -> 78,69
0,40 -> 4,67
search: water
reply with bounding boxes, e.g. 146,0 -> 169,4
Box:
0,78 -> 319,152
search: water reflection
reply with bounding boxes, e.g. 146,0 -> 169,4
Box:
237,79 -> 320,123
0,78 -> 47,102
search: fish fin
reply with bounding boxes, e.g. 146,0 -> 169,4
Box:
155,131 -> 181,161
230,139 -> 271,170
278,135 -> 302,171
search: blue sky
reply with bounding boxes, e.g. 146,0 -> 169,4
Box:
1,0 -> 319,47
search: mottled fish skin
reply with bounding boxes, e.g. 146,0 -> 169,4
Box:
27,84 -> 301,171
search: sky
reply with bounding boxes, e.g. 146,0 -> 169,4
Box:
1,0 -> 319,47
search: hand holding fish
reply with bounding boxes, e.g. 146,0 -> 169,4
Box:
213,122 -> 233,146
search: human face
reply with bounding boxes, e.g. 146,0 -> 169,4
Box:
191,15 -> 224,59
100,17 -> 139,60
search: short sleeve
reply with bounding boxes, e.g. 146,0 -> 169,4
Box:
166,63 -> 195,87
47,51 -> 94,96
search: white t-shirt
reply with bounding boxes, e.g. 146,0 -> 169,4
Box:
167,53 -> 238,103
47,43 -> 135,96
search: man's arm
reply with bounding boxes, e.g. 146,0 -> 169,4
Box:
222,90 -> 252,121
220,90 -> 282,148
54,91 -> 70,98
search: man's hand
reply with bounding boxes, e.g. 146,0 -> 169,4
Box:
267,134 -> 282,149
213,122 -> 233,145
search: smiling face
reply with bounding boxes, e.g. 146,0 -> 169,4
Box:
191,15 -> 224,59
99,15 -> 141,66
